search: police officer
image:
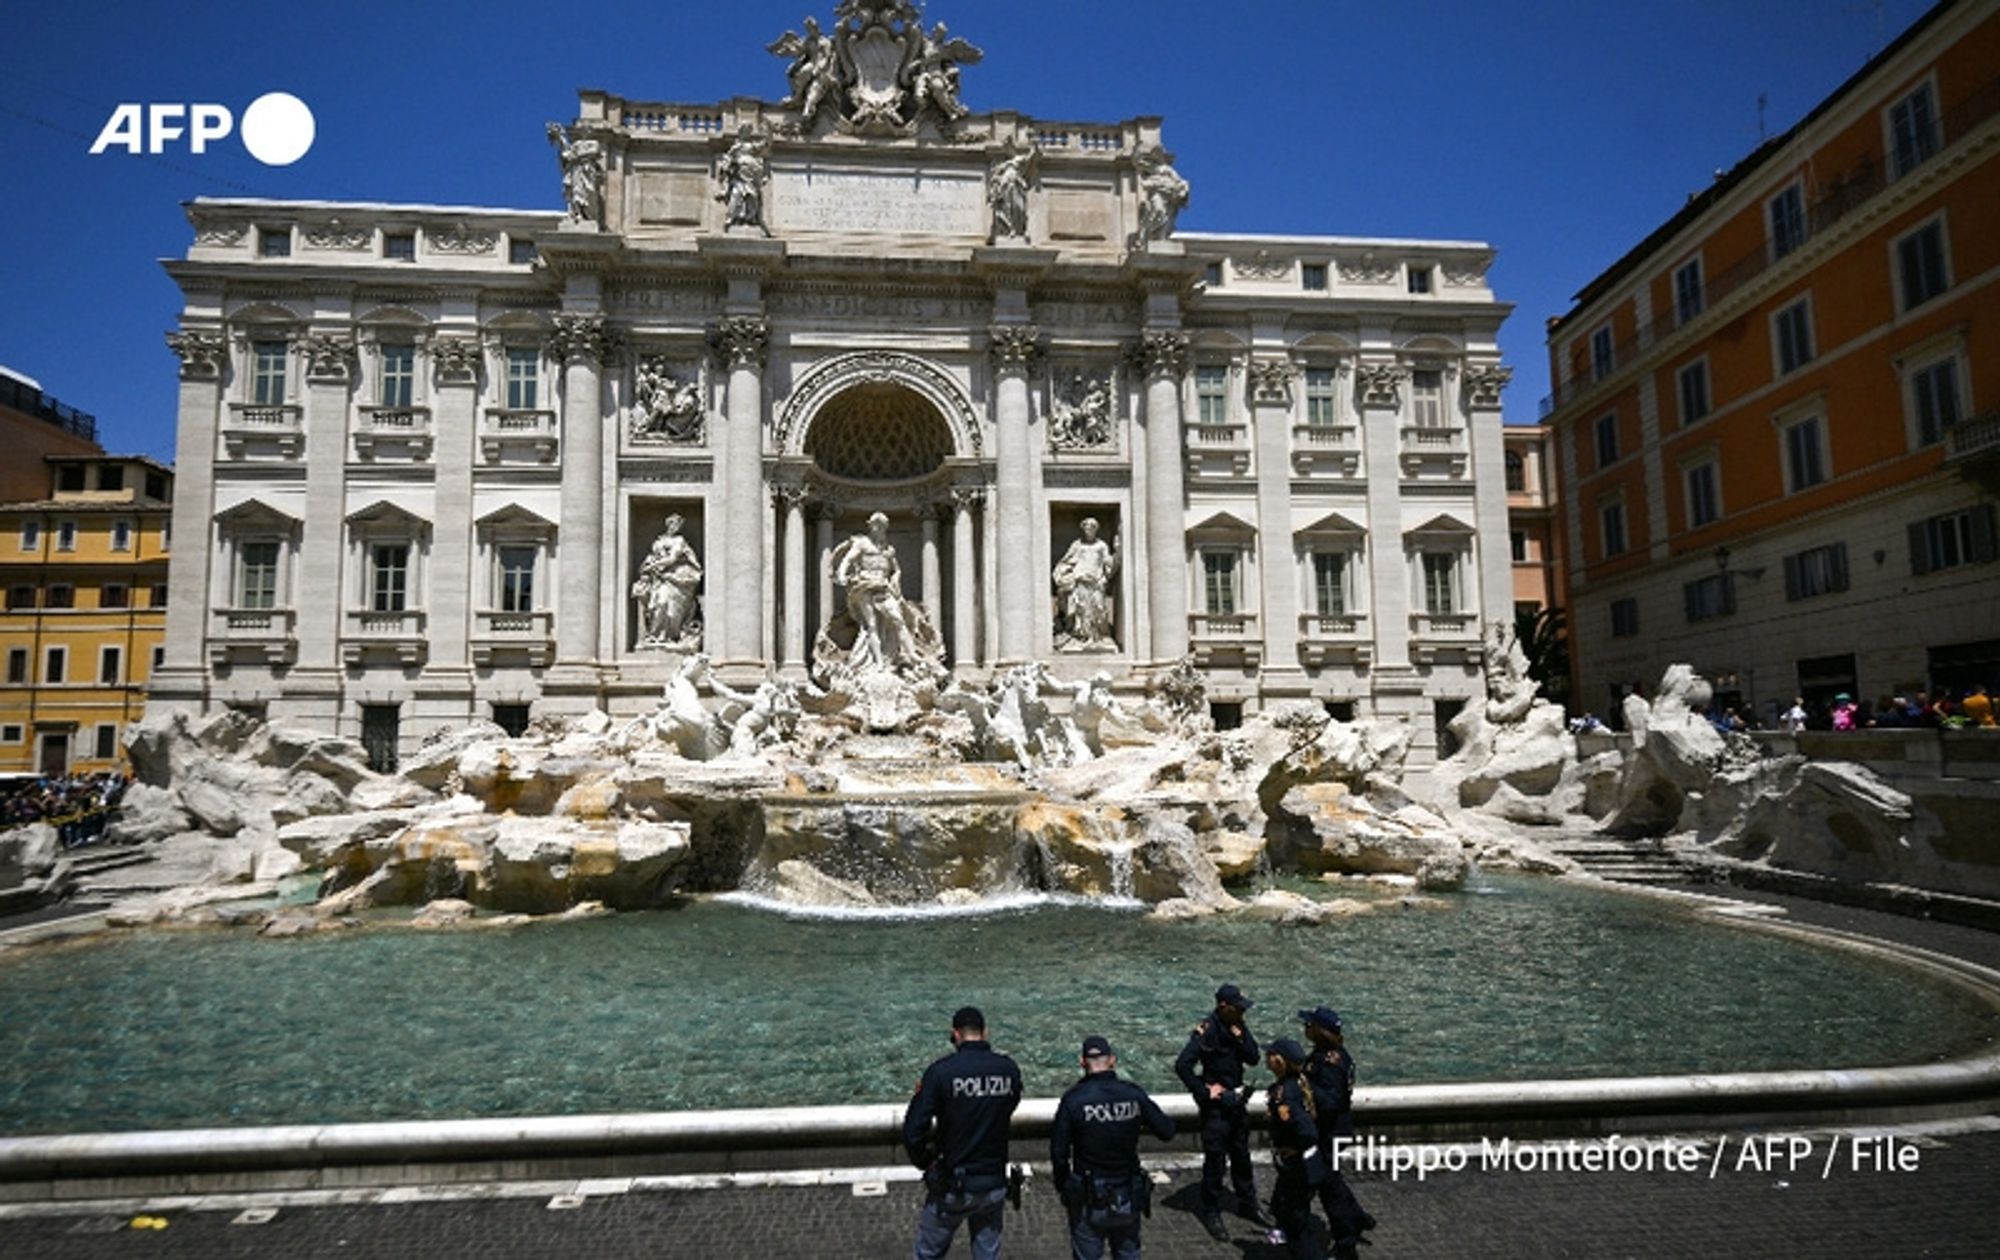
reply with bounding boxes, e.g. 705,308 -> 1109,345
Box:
1174,982 -> 1271,1240
1299,1006 -> 1375,1259
1051,1035 -> 1177,1260
903,1006 -> 1024,1260
1263,1038 -> 1328,1260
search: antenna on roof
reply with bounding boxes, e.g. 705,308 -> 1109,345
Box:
1756,92 -> 1768,143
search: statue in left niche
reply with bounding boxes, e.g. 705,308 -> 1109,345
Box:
546,123 -> 605,228
632,515 -> 704,650
716,129 -> 771,233
632,358 -> 704,443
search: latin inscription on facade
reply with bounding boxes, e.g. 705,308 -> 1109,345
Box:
772,165 -> 985,236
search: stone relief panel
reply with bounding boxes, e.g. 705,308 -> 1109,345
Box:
1046,366 -> 1117,453
630,355 -> 708,444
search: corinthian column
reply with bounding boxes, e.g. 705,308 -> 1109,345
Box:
989,324 -> 1039,663
780,487 -> 807,673
552,313 -> 613,665
715,316 -> 769,666
1138,330 -> 1190,661
951,488 -> 980,670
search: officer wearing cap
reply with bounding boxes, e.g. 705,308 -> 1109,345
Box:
1174,983 -> 1271,1240
1051,1036 -> 1176,1260
1299,1006 -> 1374,1259
1259,1039 -> 1328,1259
903,1005 -> 1024,1260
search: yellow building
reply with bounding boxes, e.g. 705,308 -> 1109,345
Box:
0,456 -> 174,776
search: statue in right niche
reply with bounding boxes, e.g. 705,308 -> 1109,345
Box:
1053,517 -> 1118,651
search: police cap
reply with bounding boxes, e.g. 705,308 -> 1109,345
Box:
1298,1006 -> 1344,1033
1214,983 -> 1254,1010
1080,1035 -> 1114,1059
1267,1037 -> 1307,1067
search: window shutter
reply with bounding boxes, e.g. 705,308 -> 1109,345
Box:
1720,573 -> 1737,615
1831,543 -> 1849,592
1783,553 -> 1802,601
1683,581 -> 1699,622
1971,505 -> 1999,564
1908,521 -> 1931,575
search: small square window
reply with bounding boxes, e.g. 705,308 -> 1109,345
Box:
1407,266 -> 1433,295
1610,598 -> 1640,638
46,584 -> 74,609
1683,573 -> 1736,622
6,585 -> 32,611
259,227 -> 292,258
95,724 -> 118,759
98,465 -> 124,492
145,471 -> 167,500
57,465 -> 85,492
1785,543 -> 1850,601
111,520 -> 132,552
0,724 -> 21,744
1202,261 -> 1223,287
383,233 -> 416,261
102,584 -> 129,610
509,238 -> 538,265
1301,263 -> 1328,291
18,522 -> 38,552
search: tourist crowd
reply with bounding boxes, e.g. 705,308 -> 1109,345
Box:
0,771 -> 128,846
1570,683 -> 1996,736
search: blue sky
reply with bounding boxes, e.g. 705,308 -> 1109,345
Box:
0,0 -> 1934,461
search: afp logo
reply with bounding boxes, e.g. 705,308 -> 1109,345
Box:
89,92 -> 316,166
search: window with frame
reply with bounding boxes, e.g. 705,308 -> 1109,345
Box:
150,583 -> 168,608
258,226 -> 291,258
1202,261 -> 1222,287
19,521 -> 38,551
1504,450 -> 1525,492
99,647 -> 121,685
238,541 -> 280,609
1896,220 -> 1949,311
1768,184 -> 1807,259
498,545 -> 537,613
1677,359 -> 1711,427
1303,369 -> 1338,427
1301,263 -> 1328,291
1510,531 -> 1527,563
1590,325 -> 1615,381
251,340 -> 287,404
5,648 -> 26,683
151,645 -> 165,671
1784,542 -> 1850,601
510,238 -> 538,265
1201,550 -> 1240,616
0,724 -> 20,744
144,471 -> 167,500
379,343 -> 416,407
1674,257 -> 1704,325
1311,552 -> 1346,615
5,586 -> 31,611
1683,573 -> 1736,622
1783,416 -> 1827,492
383,233 -> 416,262
1909,505 -> 1998,575
101,583 -> 129,610
46,584 -> 73,609
1420,552 -> 1458,615
1910,356 -> 1962,447
56,464 -> 85,492
98,465 -> 123,492
505,348 -> 539,409
1195,366 -> 1229,425
1410,369 -> 1444,427
1407,266 -> 1433,295
55,521 -> 76,551
94,724 -> 117,759
44,647 -> 65,683
1685,461 -> 1721,529
110,520 -> 132,552
1610,597 -> 1640,638
370,543 -> 411,613
1889,82 -> 1940,179
1774,299 -> 1814,375
1599,500 -> 1628,558
1594,412 -> 1620,467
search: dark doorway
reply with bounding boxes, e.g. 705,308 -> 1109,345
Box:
37,731 -> 69,777
1797,652 -> 1858,716
1929,638 -> 2000,699
491,703 -> 531,738
1209,701 -> 1243,731
361,705 -> 401,773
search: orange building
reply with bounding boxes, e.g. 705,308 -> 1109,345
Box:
1504,423 -> 1562,619
0,456 -> 174,776
1544,0 -> 2000,725
0,367 -> 101,504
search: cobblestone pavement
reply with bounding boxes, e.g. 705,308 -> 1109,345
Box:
4,884 -> 1998,1258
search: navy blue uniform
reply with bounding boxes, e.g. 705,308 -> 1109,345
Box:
1303,1045 -> 1371,1257
904,1039 -> 1023,1260
1173,1009 -> 1261,1216
1265,1075 -> 1327,1260
1050,1070 -> 1176,1260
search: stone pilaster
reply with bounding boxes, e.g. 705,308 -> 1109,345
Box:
920,503 -> 943,633
815,504 -> 836,647
714,315 -> 769,666
1358,360 -> 1412,671
951,488 -> 981,670
1137,330 -> 1190,662
989,324 -> 1040,663
154,331 -> 227,704
295,333 -> 357,677
424,335 -> 481,680
551,313 -> 614,667
1248,356 -> 1302,679
1465,363 -> 1514,634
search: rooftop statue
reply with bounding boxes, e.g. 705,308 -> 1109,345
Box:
767,17 -> 842,129
1131,148 -> 1190,249
987,143 -> 1039,243
716,129 -> 771,233
545,123 -> 604,228
769,3 -> 982,137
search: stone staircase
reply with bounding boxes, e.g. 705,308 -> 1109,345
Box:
1545,835 -> 1696,887
61,844 -> 161,897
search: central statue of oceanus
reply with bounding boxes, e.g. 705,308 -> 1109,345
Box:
814,512 -> 947,689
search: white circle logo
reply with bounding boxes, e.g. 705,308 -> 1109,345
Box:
240,92 -> 315,166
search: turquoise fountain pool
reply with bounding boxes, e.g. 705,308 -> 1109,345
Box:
1,873 -> 1993,1135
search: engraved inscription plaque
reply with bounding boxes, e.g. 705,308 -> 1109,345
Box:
771,164 -> 986,236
